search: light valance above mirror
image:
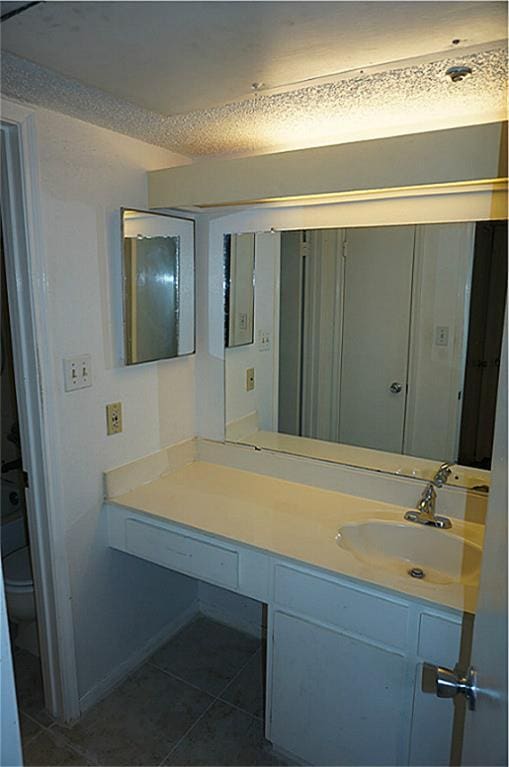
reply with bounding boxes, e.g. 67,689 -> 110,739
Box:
223,221 -> 507,490
122,208 -> 195,365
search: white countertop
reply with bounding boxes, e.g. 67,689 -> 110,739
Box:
110,460 -> 483,614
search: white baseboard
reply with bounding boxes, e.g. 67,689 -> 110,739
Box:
78,600 -> 199,715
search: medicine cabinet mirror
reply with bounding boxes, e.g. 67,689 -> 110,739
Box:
224,221 -> 507,489
122,208 -> 195,365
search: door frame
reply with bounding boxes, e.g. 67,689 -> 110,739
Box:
1,101 -> 80,721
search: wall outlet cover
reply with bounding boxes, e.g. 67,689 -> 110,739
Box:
246,367 -> 255,392
106,402 -> 123,435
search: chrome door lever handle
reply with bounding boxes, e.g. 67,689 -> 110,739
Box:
422,663 -> 477,711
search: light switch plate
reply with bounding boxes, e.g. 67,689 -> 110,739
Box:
258,330 -> 271,352
63,354 -> 92,391
435,326 -> 449,347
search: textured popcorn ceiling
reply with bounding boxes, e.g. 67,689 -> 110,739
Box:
1,45 -> 507,158
2,1 -> 507,116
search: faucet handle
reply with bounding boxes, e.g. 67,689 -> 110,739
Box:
434,463 -> 453,487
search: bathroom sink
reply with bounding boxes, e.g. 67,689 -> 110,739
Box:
336,519 -> 482,585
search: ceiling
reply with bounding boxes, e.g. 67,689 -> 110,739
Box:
1,1 -> 507,158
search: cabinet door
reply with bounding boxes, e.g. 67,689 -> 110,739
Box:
409,612 -> 469,766
268,610 -> 408,766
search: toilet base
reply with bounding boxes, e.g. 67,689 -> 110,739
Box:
13,619 -> 40,657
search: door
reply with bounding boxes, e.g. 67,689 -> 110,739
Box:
460,315 -> 507,765
339,225 -> 415,452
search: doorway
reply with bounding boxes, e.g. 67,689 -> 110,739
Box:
1,113 -> 79,725
1,220 -> 49,726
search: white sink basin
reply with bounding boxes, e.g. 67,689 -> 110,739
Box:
336,520 -> 482,585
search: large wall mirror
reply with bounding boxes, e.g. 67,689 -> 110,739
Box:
122,208 -> 195,365
224,222 -> 507,489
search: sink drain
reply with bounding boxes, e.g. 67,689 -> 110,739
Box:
408,567 -> 425,579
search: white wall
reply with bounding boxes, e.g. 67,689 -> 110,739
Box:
22,104 -> 198,705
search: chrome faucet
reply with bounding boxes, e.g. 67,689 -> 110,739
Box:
404,462 -> 453,529
433,462 -> 454,487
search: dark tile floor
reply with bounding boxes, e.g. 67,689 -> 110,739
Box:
16,616 -> 289,767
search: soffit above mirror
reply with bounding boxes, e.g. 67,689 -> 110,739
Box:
147,123 -> 508,210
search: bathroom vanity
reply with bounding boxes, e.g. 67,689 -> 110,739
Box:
104,455 -> 481,767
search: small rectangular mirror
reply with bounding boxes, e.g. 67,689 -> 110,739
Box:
224,233 -> 255,348
122,208 -> 195,364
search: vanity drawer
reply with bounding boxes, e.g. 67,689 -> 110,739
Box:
124,518 -> 239,589
273,564 -> 409,649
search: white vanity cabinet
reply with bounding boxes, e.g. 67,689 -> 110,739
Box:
105,503 -> 470,767
266,563 -> 468,767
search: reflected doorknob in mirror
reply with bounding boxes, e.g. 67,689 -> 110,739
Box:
389,382 -> 403,394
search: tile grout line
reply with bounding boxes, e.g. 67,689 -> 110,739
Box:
156,694 -> 219,767
214,695 -> 264,723
216,645 -> 263,699
21,724 -> 96,766
18,710 -> 58,749
156,646 -> 264,766
148,641 -> 261,701
38,724 -> 100,766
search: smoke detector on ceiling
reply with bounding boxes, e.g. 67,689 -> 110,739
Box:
445,65 -> 473,83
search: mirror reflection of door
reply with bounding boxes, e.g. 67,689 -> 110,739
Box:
280,226 -> 417,454
339,225 -> 415,453
277,222 -> 506,466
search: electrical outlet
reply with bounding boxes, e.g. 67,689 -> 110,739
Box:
63,355 -> 92,391
106,402 -> 123,435
246,367 -> 255,391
